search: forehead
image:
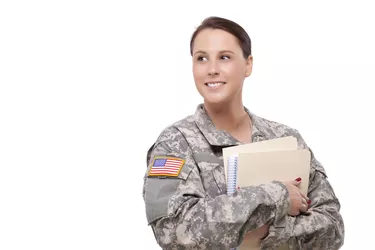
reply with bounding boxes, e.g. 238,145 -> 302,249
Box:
192,28 -> 241,54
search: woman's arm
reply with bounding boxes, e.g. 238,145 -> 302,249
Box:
143,127 -> 290,250
261,133 -> 345,249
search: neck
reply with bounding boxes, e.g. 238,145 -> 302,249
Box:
204,97 -> 248,132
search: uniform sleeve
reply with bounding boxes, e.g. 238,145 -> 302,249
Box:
260,132 -> 345,249
142,127 -> 291,250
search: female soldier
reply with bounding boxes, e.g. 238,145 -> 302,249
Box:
142,16 -> 344,249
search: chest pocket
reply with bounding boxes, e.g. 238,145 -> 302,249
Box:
193,153 -> 227,198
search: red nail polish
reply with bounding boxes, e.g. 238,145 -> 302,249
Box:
308,200 -> 311,204
295,177 -> 301,182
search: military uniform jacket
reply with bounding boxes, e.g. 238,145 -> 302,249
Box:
143,104 -> 344,250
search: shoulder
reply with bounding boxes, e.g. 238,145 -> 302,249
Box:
253,114 -> 302,142
254,113 -> 327,177
155,114 -> 196,144
146,114 -> 196,164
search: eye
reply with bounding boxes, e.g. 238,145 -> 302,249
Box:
197,56 -> 207,61
221,55 -> 230,60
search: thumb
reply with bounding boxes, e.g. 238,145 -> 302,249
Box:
293,177 -> 302,186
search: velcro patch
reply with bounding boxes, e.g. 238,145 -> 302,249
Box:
148,156 -> 185,177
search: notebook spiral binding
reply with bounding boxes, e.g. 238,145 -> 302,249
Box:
227,155 -> 239,250
227,155 -> 238,195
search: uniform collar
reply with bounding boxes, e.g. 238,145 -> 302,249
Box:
244,107 -> 268,142
194,104 -> 266,146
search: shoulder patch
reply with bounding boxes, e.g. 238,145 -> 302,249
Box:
148,156 -> 185,177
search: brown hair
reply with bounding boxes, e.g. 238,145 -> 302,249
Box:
190,16 -> 252,59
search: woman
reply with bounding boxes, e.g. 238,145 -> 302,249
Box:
142,16 -> 344,249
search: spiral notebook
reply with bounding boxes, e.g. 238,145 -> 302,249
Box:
225,136 -> 311,250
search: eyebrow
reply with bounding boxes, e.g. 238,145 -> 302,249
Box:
193,50 -> 235,56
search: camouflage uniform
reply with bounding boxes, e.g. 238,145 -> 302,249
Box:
143,104 -> 344,249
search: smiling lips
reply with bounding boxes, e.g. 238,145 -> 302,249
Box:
205,82 -> 226,88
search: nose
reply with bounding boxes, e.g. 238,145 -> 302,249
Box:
208,61 -> 219,76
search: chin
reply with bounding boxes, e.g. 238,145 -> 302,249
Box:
203,95 -> 230,106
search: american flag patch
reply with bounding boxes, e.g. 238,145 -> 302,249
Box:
148,157 -> 185,177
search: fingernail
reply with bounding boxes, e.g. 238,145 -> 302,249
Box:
295,177 -> 301,182
308,200 -> 311,204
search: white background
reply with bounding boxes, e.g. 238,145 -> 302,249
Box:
1,1 -> 374,249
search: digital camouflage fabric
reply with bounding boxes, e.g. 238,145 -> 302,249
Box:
143,104 -> 344,249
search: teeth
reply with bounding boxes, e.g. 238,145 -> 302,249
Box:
207,82 -> 224,87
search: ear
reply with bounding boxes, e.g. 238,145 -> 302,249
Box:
244,55 -> 253,77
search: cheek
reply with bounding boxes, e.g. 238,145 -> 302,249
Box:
223,63 -> 246,80
193,65 -> 206,81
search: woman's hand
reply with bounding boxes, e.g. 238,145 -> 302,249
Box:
243,224 -> 269,247
242,178 -> 308,246
245,224 -> 269,239
281,178 -> 310,216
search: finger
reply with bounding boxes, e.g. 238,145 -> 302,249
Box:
299,190 -> 308,200
299,191 -> 310,206
302,197 -> 308,207
299,203 -> 308,213
291,208 -> 301,216
292,177 -> 302,186
301,193 -> 311,212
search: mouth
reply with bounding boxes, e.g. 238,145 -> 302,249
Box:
205,82 -> 226,88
